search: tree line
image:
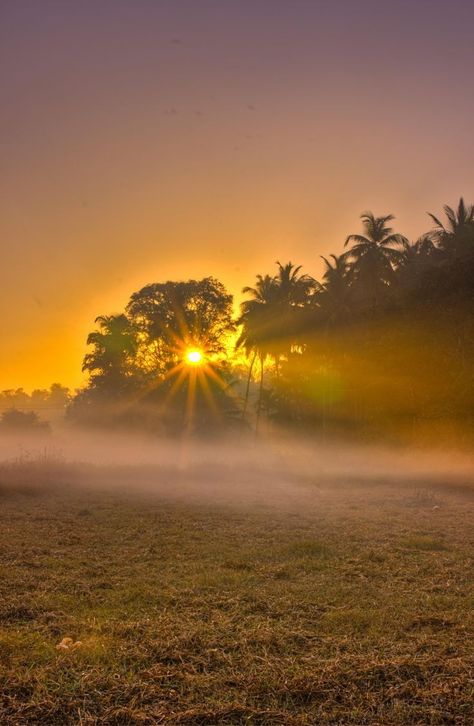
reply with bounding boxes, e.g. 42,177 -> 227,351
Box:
236,199 -> 474,440
0,384 -> 70,411
5,198 -> 472,443
0,385 -> 70,435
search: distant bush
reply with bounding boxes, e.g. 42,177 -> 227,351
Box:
0,409 -> 51,435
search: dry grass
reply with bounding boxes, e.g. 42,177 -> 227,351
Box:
0,460 -> 473,724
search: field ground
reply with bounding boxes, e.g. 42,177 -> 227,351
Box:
0,458 -> 473,724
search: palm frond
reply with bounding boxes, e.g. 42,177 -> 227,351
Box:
345,234 -> 370,247
427,212 -> 444,230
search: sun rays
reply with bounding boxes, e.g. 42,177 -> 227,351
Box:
146,338 -> 237,431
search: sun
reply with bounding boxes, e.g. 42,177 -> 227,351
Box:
185,349 -> 204,366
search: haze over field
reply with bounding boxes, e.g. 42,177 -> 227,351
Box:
1,430 -> 473,508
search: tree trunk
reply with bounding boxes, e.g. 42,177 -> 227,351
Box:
255,355 -> 264,435
241,350 -> 257,420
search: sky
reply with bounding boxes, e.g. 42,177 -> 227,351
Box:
1,0 -> 474,390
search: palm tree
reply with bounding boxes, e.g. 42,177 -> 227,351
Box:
428,198 -> 474,258
399,235 -> 437,264
238,274 -> 278,426
318,254 -> 353,326
239,263 -> 316,428
275,261 -> 316,306
273,261 -> 318,367
344,212 -> 408,309
240,272 -> 286,360
395,235 -> 440,299
241,274 -> 280,309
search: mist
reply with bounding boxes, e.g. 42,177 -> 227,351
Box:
1,428 -> 472,512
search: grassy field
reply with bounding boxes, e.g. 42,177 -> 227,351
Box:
0,455 -> 473,724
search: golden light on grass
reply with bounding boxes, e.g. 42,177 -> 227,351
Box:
185,349 -> 204,366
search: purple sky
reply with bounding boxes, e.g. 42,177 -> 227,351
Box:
1,0 -> 473,388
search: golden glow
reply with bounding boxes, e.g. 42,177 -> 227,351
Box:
185,349 -> 204,365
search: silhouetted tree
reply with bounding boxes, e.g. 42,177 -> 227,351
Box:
274,261 -> 316,307
428,198 -> 474,259
317,254 -> 354,327
71,278 -> 237,433
239,262 -> 316,428
396,235 -> 440,298
238,274 -> 277,427
240,263 -> 317,359
82,314 -> 139,393
127,277 -> 234,376
344,212 -> 407,309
